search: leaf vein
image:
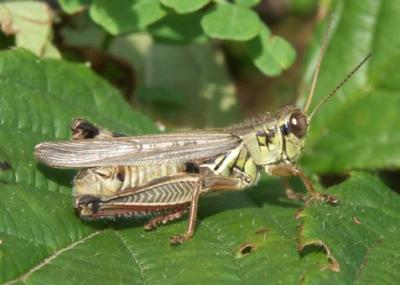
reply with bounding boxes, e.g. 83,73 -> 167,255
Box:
114,231 -> 147,285
353,238 -> 384,283
4,230 -> 102,284
0,74 -> 142,134
200,221 -> 243,282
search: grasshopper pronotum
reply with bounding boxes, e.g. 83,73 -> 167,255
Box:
35,26 -> 371,245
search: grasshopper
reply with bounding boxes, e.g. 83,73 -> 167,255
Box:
34,31 -> 371,244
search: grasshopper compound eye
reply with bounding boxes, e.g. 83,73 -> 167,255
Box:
288,111 -> 308,139
280,110 -> 308,139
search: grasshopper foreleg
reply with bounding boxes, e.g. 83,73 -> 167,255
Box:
268,164 -> 339,205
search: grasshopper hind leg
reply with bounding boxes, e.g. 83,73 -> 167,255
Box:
144,207 -> 188,231
170,182 -> 202,245
93,174 -> 204,245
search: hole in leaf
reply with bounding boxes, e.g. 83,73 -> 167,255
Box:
298,241 -> 340,272
239,243 -> 255,256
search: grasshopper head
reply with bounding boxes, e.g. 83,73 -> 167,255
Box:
238,106 -> 308,166
274,106 -> 308,162
233,21 -> 371,176
73,167 -> 124,198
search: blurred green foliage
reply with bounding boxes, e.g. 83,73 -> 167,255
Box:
61,0 -> 297,76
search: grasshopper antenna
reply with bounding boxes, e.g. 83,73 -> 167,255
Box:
303,18 -> 333,113
308,52 -> 372,121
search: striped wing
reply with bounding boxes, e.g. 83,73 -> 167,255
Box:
35,132 -> 241,168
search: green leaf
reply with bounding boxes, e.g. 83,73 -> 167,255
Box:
248,25 -> 296,76
298,172 -> 400,283
235,0 -> 261,8
89,0 -> 166,35
0,1 -> 60,58
1,49 -> 399,285
201,3 -> 261,41
300,0 -> 400,173
160,0 -> 210,14
0,48 -> 155,283
148,11 -> 207,44
58,0 -> 92,14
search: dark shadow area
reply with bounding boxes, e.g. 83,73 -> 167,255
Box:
379,169 -> 400,194
53,13 -> 136,101
319,173 -> 349,188
112,213 -> 163,231
247,177 -> 306,208
79,216 -> 112,231
0,160 -> 12,185
0,161 -> 11,170
37,163 -> 75,188
0,31 -> 15,50
197,177 -> 304,220
77,207 -> 156,231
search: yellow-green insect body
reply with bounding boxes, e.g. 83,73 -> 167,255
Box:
34,41 -> 371,244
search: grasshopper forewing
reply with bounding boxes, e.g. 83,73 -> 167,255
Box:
34,33 -> 371,245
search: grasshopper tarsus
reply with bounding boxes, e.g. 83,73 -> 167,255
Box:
170,234 -> 190,245
324,194 -> 340,206
272,164 -> 340,206
144,209 -> 188,231
306,192 -> 340,206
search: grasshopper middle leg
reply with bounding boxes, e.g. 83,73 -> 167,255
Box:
71,118 -> 121,140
